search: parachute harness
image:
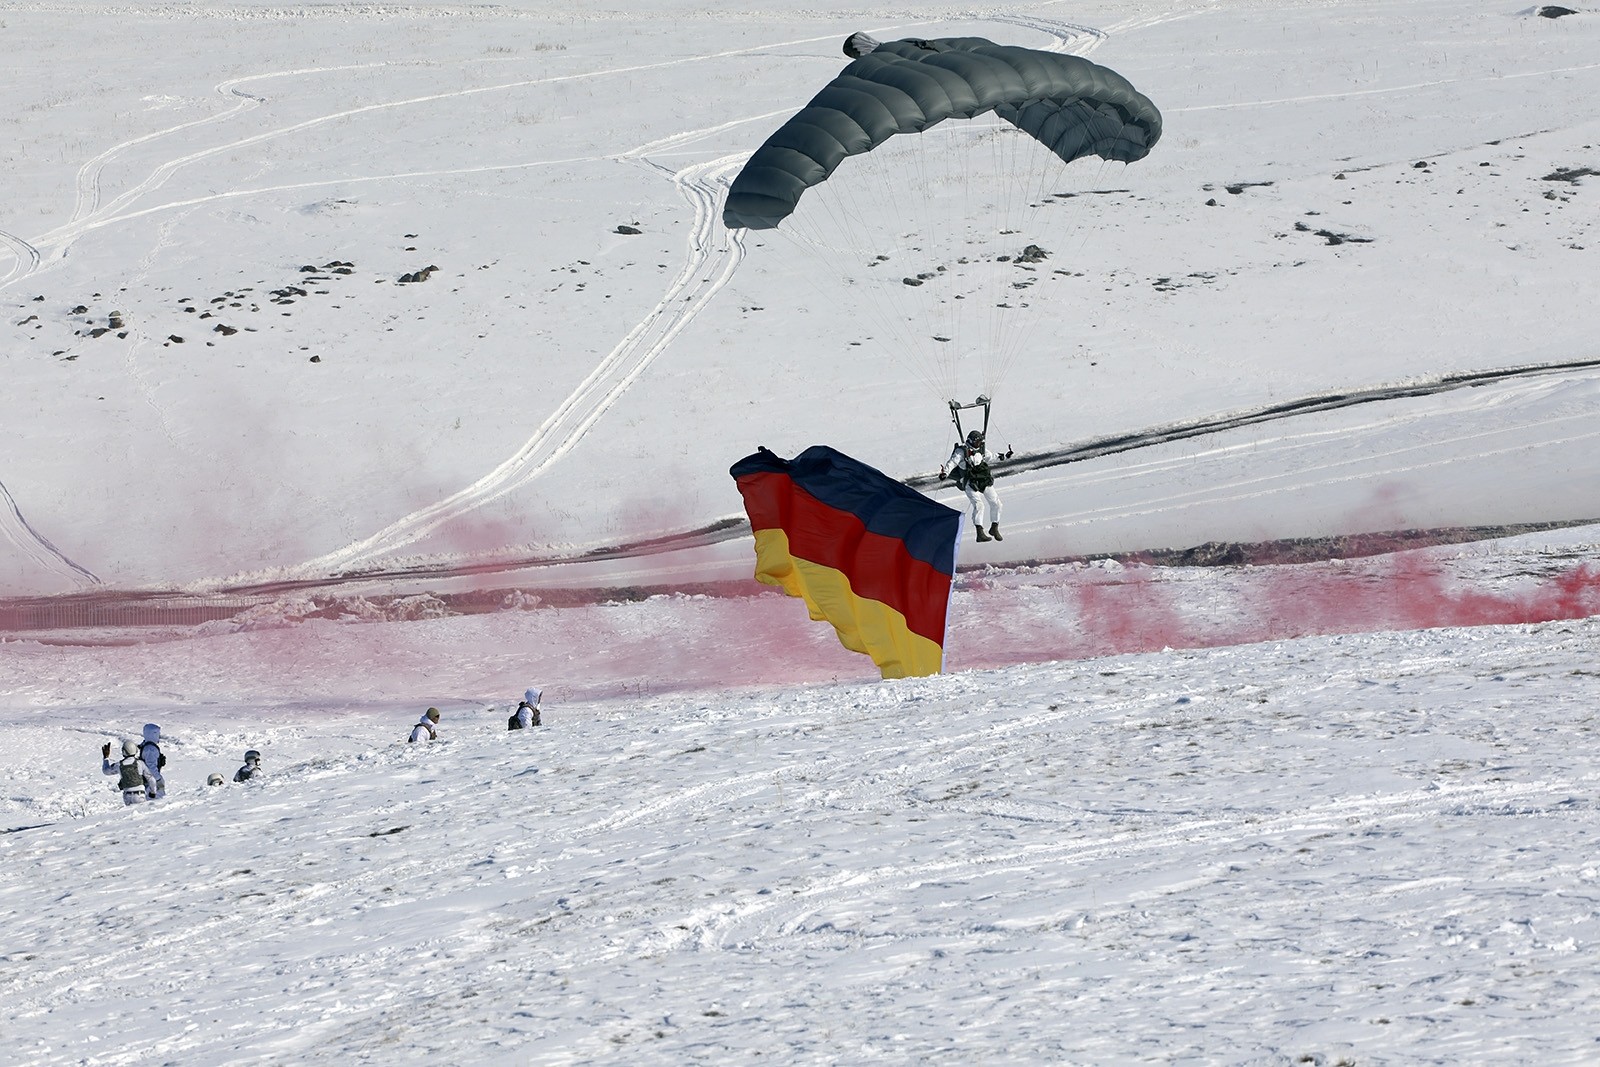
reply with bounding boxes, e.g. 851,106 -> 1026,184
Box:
947,394 -> 1013,489
949,395 -> 991,441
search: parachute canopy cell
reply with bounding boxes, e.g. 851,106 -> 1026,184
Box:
722,34 -> 1164,230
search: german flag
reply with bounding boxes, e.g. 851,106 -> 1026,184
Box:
730,445 -> 962,678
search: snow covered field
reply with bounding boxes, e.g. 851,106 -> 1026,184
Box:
3,0 -> 1600,1063
6,601 -> 1600,1064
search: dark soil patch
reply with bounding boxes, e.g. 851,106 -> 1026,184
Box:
1543,166 -> 1598,183
1294,221 -> 1372,245
1062,521 -> 1598,568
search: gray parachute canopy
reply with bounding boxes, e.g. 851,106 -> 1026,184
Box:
722,34 -> 1163,230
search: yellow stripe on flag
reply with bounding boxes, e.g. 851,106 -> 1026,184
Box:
752,528 -> 944,678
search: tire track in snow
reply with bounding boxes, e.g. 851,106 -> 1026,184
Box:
22,63 -> 388,276
3,356 -> 1594,614
21,33 -> 849,255
979,364 -> 1600,541
926,357 -> 1600,489
66,80 -> 266,230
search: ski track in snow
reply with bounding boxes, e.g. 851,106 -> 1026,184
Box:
0,479 -> 101,588
998,370 -> 1600,540
9,7 -> 1596,594
12,30 -> 857,261
295,142 -> 753,576
1172,57 -> 1600,115
981,13 -> 1106,54
205,359 -> 1600,595
276,12 -> 1132,577
5,64 -> 392,288
0,26 -> 860,583
65,79 -> 266,232
0,226 -> 43,286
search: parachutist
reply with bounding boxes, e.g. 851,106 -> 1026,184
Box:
942,426 -> 1009,543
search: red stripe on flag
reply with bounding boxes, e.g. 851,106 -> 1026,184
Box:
736,470 -> 952,642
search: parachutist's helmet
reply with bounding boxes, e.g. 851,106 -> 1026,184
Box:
244,750 -> 260,764
966,429 -> 984,447
122,739 -> 140,757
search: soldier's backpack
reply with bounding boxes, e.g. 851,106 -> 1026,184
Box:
117,758 -> 145,791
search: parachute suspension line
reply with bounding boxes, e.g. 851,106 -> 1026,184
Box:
996,119 -> 1071,394
765,124 -> 1125,416
917,126 -> 962,399
966,118 -> 1037,404
776,149 -> 946,403
956,123 -> 981,399
725,37 -> 1163,427
983,136 -> 1118,397
969,121 -> 1000,402
1067,158 -> 1117,261
1032,155 -> 1117,380
992,119 -> 1032,398
866,134 -> 963,400
723,33 -> 1164,427
802,128 -> 975,404
928,124 -> 973,401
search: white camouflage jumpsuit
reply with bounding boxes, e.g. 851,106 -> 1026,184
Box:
943,440 -> 1003,532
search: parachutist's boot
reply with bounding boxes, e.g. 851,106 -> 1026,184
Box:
974,523 -> 991,543
989,523 -> 1003,541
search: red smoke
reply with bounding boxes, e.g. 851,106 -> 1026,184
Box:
949,556 -> 1600,669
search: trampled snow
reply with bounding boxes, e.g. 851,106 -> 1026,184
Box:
3,1 -> 1600,1063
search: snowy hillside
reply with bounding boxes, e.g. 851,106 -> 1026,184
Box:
4,0 -> 1600,1063
3,0 -> 1599,594
6,582 -> 1600,1063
